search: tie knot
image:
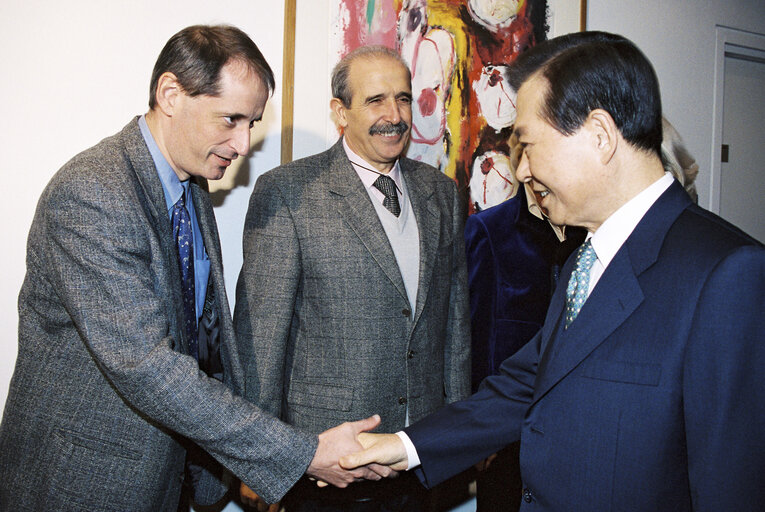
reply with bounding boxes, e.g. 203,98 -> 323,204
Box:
575,239 -> 597,272
174,189 -> 187,210
373,174 -> 397,198
372,174 -> 401,217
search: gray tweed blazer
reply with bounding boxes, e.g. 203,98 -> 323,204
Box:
233,139 -> 471,436
0,118 -> 316,511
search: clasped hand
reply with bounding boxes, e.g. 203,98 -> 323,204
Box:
241,415 -> 409,509
308,415 -> 411,487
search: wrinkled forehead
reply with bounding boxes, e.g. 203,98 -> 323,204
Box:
348,55 -> 412,100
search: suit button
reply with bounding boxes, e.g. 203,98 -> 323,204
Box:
398,397 -> 408,405
407,350 -> 416,359
402,308 -> 411,317
523,488 -> 533,503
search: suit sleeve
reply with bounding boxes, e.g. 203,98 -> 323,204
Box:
464,213 -> 497,392
233,172 -> 300,419
41,172 -> 316,504
443,181 -> 472,404
406,326 -> 539,488
683,245 -> 765,510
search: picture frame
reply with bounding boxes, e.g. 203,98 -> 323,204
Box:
283,0 -> 587,192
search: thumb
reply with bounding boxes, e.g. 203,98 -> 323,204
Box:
339,448 -> 372,470
350,414 -> 381,434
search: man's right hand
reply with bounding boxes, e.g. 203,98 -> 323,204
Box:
306,415 -> 395,487
338,432 -> 409,472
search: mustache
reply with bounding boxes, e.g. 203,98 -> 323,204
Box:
369,121 -> 409,136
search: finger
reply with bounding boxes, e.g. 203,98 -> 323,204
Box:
368,462 -> 395,478
349,414 -> 381,434
339,450 -> 369,469
349,466 -> 382,481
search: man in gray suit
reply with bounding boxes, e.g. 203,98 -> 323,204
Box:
0,25 -> 385,512
234,46 -> 471,511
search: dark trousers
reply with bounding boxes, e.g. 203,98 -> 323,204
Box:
283,473 -> 427,512
476,442 -> 522,512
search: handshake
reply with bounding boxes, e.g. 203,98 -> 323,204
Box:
240,415 -> 409,510
306,414 -> 409,487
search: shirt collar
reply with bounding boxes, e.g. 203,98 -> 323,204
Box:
525,183 -> 567,242
590,172 -> 674,268
138,115 -> 187,211
342,137 -> 403,192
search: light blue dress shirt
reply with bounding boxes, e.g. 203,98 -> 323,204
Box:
138,115 -> 211,323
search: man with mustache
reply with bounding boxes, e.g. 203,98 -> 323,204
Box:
234,45 -> 470,512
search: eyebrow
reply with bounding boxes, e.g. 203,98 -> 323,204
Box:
513,125 -> 525,139
363,91 -> 412,104
225,112 -> 262,123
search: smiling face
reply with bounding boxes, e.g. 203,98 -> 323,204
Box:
163,59 -> 269,181
331,55 -> 413,173
513,74 -> 607,232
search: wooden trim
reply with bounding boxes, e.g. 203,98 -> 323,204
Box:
579,0 -> 587,31
281,0 -> 297,165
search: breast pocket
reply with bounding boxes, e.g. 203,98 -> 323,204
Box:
581,360 -> 662,386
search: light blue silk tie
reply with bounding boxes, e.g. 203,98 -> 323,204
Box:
172,189 -> 198,360
564,239 -> 597,329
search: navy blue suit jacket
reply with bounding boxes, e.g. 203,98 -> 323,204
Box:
465,192 -> 583,392
406,181 -> 765,511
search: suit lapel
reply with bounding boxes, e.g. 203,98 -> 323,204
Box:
326,141 -> 409,304
533,252 -> 644,402
191,179 -> 245,393
533,181 -> 692,404
402,160 -> 440,325
121,117 -> 186,354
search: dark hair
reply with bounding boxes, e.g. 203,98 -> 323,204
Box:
331,45 -> 410,107
149,24 -> 275,109
508,31 -> 662,155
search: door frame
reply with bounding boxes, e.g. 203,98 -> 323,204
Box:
710,26 -> 765,213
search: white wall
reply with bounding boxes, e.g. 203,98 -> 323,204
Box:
587,0 -> 765,210
0,0 -> 285,416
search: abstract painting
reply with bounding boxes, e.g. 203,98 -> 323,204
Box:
330,0 -> 553,212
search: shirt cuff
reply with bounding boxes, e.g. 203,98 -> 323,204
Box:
395,431 -> 421,470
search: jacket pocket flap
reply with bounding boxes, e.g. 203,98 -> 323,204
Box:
581,360 -> 661,386
287,380 -> 353,411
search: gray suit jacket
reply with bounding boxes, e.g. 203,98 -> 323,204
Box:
234,139 -> 471,436
0,118 -> 316,511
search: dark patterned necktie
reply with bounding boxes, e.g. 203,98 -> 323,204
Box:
564,239 -> 597,329
373,174 -> 401,217
172,189 -> 198,360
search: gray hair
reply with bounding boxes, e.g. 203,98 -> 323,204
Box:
331,45 -> 410,107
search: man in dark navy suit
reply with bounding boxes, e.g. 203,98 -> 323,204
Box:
465,158 -> 583,511
341,31 -> 765,511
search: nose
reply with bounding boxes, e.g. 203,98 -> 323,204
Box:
232,125 -> 251,157
515,150 -> 532,183
383,97 -> 402,124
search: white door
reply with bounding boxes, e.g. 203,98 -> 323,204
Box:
718,38 -> 765,243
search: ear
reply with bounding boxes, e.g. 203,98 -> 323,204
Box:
154,72 -> 183,117
330,97 -> 349,129
586,109 -> 618,165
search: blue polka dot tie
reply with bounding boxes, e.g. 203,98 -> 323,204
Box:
172,189 -> 198,360
564,239 -> 597,329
